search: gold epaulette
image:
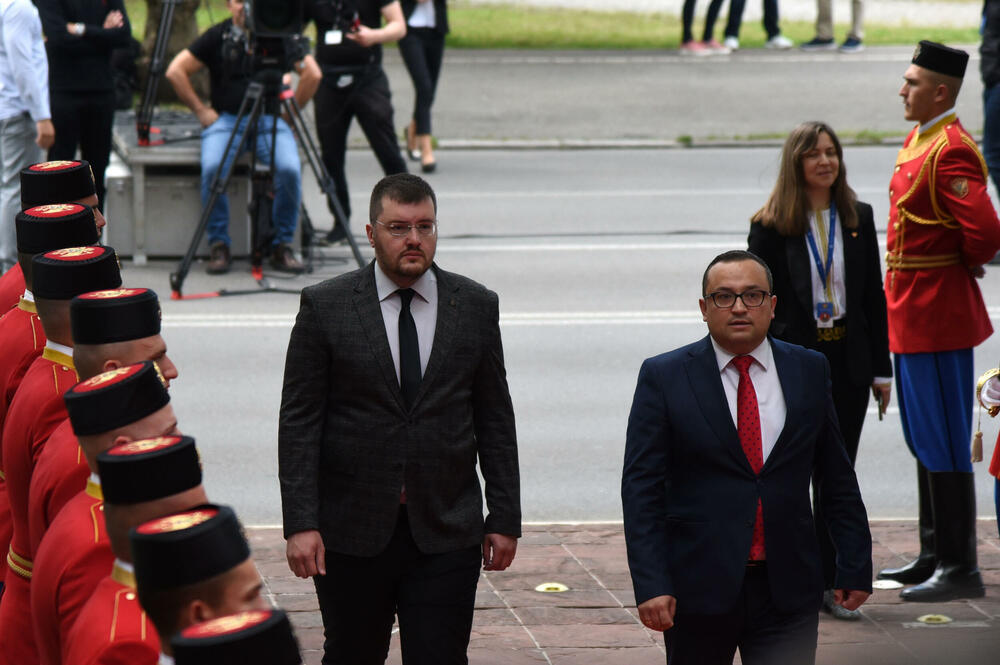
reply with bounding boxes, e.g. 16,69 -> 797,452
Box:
884,252 -> 962,270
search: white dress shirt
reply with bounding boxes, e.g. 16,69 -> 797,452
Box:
374,262 -> 438,385
711,337 -> 787,462
0,0 -> 50,122
806,206 -> 847,323
408,0 -> 437,28
918,107 -> 956,136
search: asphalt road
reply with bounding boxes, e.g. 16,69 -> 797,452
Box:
116,145 -> 1000,527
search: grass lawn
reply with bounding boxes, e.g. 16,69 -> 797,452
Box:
124,0 -> 980,50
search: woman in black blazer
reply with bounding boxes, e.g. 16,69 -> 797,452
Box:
399,0 -> 448,173
748,121 -> 891,619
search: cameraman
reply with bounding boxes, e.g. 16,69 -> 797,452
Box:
304,0 -> 408,241
165,0 -> 321,274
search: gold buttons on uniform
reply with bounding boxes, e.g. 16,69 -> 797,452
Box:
894,223 -> 901,230
895,166 -> 901,172
126,592 -> 136,600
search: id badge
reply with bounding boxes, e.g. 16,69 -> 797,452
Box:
816,301 -> 834,328
325,29 -> 343,45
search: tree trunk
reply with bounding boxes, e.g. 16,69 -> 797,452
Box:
139,0 -> 208,103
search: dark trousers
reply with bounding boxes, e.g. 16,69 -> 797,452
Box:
398,28 -> 445,136
664,566 -> 819,665
313,68 -> 407,220
48,89 -> 116,211
811,334 -> 871,587
724,0 -> 780,39
313,509 -> 482,665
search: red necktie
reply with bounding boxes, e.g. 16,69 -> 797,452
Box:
732,355 -> 766,560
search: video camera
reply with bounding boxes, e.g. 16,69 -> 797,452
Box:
243,0 -> 309,73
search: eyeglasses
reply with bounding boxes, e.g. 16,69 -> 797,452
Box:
374,220 -> 438,237
706,290 -> 770,308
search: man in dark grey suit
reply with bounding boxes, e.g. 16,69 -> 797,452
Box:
278,173 -> 520,665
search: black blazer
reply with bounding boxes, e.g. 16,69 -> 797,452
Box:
400,0 -> 449,34
747,201 -> 892,387
278,263 -> 520,556
622,336 -> 872,615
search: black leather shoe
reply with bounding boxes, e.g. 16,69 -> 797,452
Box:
403,126 -> 420,161
878,462 -> 935,584
270,244 -> 304,273
206,241 -> 231,274
421,161 -> 436,174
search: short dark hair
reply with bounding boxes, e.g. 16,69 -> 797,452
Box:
369,173 -> 437,224
702,250 -> 773,296
138,567 -> 234,643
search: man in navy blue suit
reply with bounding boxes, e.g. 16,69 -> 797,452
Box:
622,250 -> 872,665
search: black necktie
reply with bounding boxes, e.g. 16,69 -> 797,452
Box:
398,289 -> 420,407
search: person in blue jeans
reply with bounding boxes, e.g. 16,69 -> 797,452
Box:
165,0 -> 321,274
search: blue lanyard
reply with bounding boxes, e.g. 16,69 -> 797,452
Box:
805,205 -> 836,290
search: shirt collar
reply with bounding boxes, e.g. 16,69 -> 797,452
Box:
374,262 -> 436,304
918,107 -> 957,135
22,289 -> 34,303
45,339 -> 74,357
710,336 -> 773,373
159,654 -> 175,665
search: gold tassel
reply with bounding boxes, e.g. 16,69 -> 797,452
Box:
972,429 -> 983,463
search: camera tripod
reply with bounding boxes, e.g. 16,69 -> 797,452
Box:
168,67 -> 365,299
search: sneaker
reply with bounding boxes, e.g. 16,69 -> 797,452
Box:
703,38 -> 731,54
821,589 -> 862,621
270,243 -> 304,273
800,37 -> 836,51
206,241 -> 231,275
765,34 -> 793,50
839,37 -> 864,53
679,40 -> 710,56
723,36 -> 739,51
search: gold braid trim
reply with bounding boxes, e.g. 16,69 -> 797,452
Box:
885,252 -> 962,270
7,546 -> 32,580
960,134 -> 990,180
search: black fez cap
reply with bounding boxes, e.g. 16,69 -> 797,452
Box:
15,204 -> 98,255
912,40 -> 968,79
31,246 -> 121,300
172,610 -> 302,665
64,361 -> 170,437
131,504 -> 251,592
20,160 -> 96,210
98,435 -> 200,505
71,288 -> 162,345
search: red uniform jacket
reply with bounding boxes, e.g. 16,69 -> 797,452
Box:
0,263 -> 24,313
0,297 -> 45,585
32,478 -> 113,665
29,419 -> 90,554
0,346 -> 77,665
886,114 -> 1000,353
63,561 -> 161,665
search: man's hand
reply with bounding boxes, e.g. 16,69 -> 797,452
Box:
35,119 -> 54,150
286,530 -> 326,578
872,382 -> 891,417
834,589 -> 870,611
346,25 -> 379,48
196,107 -> 219,128
482,533 -> 517,571
103,10 -> 124,29
638,595 -> 677,631
969,264 -> 986,279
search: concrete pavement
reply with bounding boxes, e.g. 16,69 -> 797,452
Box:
252,520 -> 1000,664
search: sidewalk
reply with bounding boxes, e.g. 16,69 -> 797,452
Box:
251,520 -> 1000,665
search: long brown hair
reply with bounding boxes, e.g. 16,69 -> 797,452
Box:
751,121 -> 858,235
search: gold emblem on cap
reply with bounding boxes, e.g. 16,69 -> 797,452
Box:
33,204 -> 77,214
49,246 -> 99,258
85,288 -> 141,299
153,362 -> 167,388
189,611 -> 269,637
115,437 -> 178,454
34,160 -> 77,171
146,509 -> 216,533
82,366 -> 133,388
913,44 -> 922,60
950,177 -> 969,198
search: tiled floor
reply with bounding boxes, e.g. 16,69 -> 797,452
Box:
251,521 -> 1000,665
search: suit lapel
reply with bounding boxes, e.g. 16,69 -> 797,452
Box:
785,234 -> 813,316
412,265 -> 458,408
764,338 -> 802,469
841,215 -> 863,311
352,264 -> 407,409
684,336 -> 753,472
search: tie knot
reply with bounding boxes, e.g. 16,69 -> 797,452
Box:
732,355 -> 754,375
398,288 -> 415,308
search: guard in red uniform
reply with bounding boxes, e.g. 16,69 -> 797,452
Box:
171,610 -> 303,665
0,245 -> 121,665
63,434 -> 208,665
131,505 -> 268,662
29,287 -> 178,554
879,41 -> 1000,602
0,204 -> 98,592
33,361 -> 178,665
0,160 -> 105,312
